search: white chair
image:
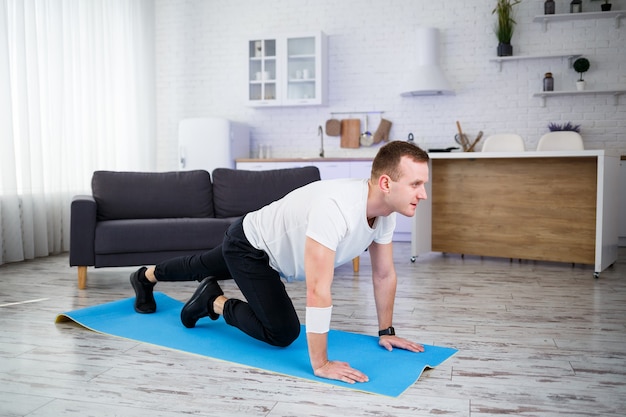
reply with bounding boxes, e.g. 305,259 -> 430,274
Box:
481,133 -> 525,152
536,131 -> 584,151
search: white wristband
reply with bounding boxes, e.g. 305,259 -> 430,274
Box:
305,306 -> 333,334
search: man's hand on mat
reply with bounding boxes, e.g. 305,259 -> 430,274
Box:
379,336 -> 425,353
314,360 -> 369,384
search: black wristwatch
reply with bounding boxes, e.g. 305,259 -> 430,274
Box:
378,326 -> 395,337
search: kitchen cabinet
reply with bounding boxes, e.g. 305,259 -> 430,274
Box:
348,161 -> 373,179
236,159 -> 412,242
236,161 -> 280,171
247,38 -> 278,105
412,151 -> 620,278
247,32 -> 327,107
236,160 -> 348,179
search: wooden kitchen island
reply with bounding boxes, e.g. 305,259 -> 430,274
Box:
411,150 -> 620,278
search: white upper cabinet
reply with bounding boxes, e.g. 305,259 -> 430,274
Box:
247,32 -> 327,107
247,38 -> 279,106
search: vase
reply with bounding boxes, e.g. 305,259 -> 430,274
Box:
497,43 -> 513,57
543,73 -> 554,92
601,4 -> 612,12
576,80 -> 586,91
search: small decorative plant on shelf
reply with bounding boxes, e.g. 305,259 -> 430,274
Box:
548,122 -> 581,132
573,57 -> 590,91
492,0 -> 521,57
602,1 -> 612,12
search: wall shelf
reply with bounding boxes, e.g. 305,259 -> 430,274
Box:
490,53 -> 582,71
533,89 -> 626,106
533,11 -> 624,31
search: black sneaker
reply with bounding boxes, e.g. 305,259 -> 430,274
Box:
180,277 -> 223,328
130,267 -> 156,314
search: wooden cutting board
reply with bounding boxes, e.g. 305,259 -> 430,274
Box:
340,119 -> 361,148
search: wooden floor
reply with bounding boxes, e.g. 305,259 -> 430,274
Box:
1,243 -> 625,416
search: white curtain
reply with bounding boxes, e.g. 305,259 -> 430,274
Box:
0,0 -> 155,265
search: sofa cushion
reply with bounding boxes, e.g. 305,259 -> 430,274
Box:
92,170 -> 214,220
212,166 -> 321,218
94,218 -> 233,254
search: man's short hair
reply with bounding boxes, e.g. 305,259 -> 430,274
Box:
371,141 -> 429,181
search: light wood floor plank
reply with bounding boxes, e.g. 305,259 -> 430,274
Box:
0,243 -> 624,416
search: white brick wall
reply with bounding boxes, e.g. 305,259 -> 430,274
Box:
155,0 -> 626,170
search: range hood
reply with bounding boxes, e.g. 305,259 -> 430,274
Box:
400,27 -> 454,97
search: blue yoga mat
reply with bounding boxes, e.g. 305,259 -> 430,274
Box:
56,293 -> 457,397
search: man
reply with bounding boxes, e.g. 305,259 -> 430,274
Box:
130,140 -> 429,384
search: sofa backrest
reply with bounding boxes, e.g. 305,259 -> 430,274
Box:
211,166 -> 321,218
92,170 -> 214,220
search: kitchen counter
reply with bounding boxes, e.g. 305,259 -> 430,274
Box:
239,150 -> 621,162
426,149 -> 620,159
236,157 -> 373,163
412,150 -> 620,277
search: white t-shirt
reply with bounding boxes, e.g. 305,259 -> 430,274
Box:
242,178 -> 396,282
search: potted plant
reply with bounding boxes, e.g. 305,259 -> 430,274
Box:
573,57 -> 590,91
492,0 -> 521,57
548,122 -> 581,132
602,1 -> 612,12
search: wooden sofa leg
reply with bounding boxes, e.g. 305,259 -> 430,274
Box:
352,257 -> 360,273
78,266 -> 87,289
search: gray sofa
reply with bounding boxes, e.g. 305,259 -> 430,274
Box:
69,166 -> 321,289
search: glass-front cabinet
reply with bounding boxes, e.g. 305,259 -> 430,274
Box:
247,32 -> 327,107
248,38 -> 278,104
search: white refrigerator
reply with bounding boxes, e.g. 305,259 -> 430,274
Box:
178,117 -> 250,171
